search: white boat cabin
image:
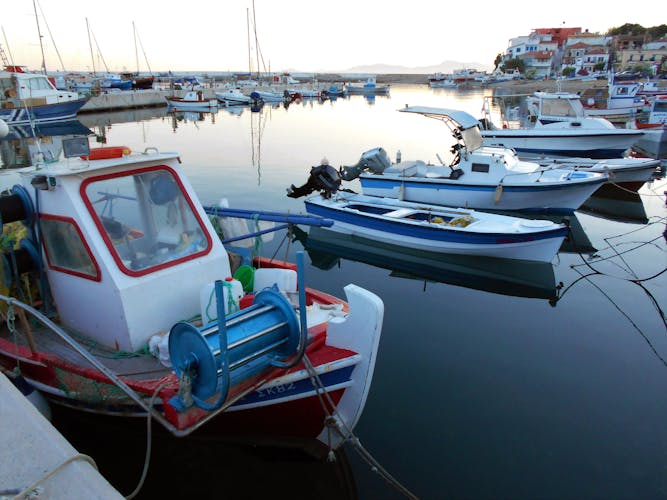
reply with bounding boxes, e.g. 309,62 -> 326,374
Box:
0,71 -> 80,104
18,144 -> 230,351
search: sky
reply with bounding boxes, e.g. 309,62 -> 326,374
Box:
3,0 -> 664,74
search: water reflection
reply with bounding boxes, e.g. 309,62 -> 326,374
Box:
580,184 -> 650,224
292,225 -> 561,302
50,405 -> 358,500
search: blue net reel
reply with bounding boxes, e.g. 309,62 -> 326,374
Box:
168,284 -> 301,411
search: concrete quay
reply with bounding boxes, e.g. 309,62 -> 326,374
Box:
0,373 -> 123,499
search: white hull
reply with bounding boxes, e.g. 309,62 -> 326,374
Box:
166,98 -> 218,110
481,128 -> 642,158
305,194 -> 566,262
359,170 -> 605,212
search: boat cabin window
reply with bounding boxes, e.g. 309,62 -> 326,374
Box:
541,99 -> 577,118
82,166 -> 211,276
40,215 -> 100,281
471,163 -> 490,173
653,100 -> 667,113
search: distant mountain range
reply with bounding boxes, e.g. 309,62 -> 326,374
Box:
335,60 -> 495,74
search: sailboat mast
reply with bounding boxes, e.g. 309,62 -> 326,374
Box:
86,17 -> 96,76
133,21 -> 139,74
246,8 -> 251,76
32,0 -> 47,74
252,0 -> 260,79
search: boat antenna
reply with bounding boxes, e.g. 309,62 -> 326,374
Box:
35,0 -> 66,72
32,0 -> 47,74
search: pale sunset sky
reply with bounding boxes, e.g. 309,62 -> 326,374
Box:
3,0 -> 663,73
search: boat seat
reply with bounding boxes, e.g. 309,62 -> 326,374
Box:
384,208 -> 416,218
384,160 -> 427,177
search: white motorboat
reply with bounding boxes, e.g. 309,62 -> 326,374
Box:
215,88 -> 253,105
331,107 -> 608,213
480,92 -> 644,159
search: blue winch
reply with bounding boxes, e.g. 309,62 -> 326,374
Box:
168,281 -> 303,411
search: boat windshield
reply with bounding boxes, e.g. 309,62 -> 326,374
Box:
541,97 -> 581,118
461,126 -> 483,151
82,167 -> 210,275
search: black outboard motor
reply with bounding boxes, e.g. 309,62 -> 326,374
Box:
287,160 -> 342,199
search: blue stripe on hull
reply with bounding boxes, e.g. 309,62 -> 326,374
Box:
232,365 -> 354,406
305,202 -> 568,245
360,176 -> 602,194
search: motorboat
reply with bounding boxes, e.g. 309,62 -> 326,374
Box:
480,92 -> 644,159
0,138 -> 384,451
215,88 -> 254,106
301,192 -> 567,262
0,70 -> 88,125
329,107 -> 608,213
344,77 -> 390,95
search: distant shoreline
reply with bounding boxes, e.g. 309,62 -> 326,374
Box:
315,73 -> 612,94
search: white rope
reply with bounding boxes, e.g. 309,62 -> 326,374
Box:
12,454 -> 98,500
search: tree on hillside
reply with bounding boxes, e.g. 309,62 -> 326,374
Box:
493,54 -> 503,70
606,24 -> 667,39
607,24 -> 646,36
501,58 -> 525,74
647,25 -> 667,39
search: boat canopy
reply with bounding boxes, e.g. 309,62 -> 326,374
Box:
400,106 -> 484,151
400,106 -> 481,130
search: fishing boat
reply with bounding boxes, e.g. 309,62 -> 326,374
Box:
631,94 -> 667,158
480,92 -> 644,159
165,90 -> 218,110
0,138 -> 384,452
331,107 -> 608,213
0,70 -> 88,125
579,80 -> 647,123
301,192 -> 567,262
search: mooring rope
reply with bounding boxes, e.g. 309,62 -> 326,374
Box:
301,354 -> 419,499
11,454 -> 98,500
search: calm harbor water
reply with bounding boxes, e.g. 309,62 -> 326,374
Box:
2,84 -> 667,499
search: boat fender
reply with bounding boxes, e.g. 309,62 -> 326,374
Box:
493,184 -> 503,204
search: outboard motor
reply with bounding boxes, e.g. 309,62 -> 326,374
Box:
287,160 -> 342,199
339,147 -> 391,181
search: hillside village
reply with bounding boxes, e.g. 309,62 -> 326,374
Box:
499,26 -> 667,80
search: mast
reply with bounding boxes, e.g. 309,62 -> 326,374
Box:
32,0 -> 47,74
86,17 -> 96,76
246,8 -> 252,76
133,21 -> 139,74
252,0 -> 260,79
